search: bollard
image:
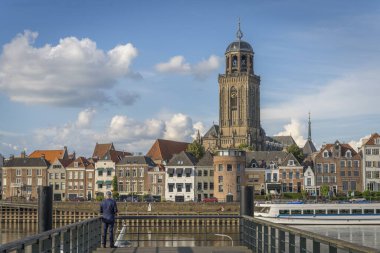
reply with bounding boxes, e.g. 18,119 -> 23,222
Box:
38,185 -> 53,233
240,185 -> 254,217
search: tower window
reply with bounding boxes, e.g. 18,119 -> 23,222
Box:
230,87 -> 237,110
241,55 -> 247,68
232,55 -> 237,68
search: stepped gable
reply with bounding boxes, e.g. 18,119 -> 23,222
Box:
167,151 -> 198,167
146,139 -> 189,163
92,143 -> 115,159
196,151 -> 214,166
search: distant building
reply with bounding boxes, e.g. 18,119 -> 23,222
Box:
303,113 -> 317,156
213,149 -> 245,202
165,151 -> 197,202
29,147 -> 69,164
2,153 -> 49,200
116,156 -> 155,197
48,158 -> 73,201
0,153 -> 4,198
312,141 -> 362,195
147,164 -> 166,199
203,22 -> 266,151
65,157 -> 94,200
195,151 -> 215,201
360,133 -> 380,191
146,139 -> 189,165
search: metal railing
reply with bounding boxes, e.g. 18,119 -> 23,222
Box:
114,214 -> 241,247
241,215 -> 380,253
0,217 -> 101,253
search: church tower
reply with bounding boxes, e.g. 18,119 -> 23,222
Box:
218,22 -> 266,150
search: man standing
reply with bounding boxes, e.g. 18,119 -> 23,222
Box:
100,191 -> 118,248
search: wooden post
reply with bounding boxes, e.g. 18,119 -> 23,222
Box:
38,186 -> 53,233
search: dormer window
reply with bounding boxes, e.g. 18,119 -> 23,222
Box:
345,150 -> 352,158
288,160 -> 295,166
74,162 -> 78,168
375,138 -> 380,145
323,151 -> 329,158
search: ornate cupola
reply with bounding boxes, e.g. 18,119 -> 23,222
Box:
225,21 -> 254,75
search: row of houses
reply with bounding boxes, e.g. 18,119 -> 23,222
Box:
1,133 -> 380,202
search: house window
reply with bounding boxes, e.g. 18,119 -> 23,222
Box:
27,178 -> 32,186
340,160 -> 346,168
49,173 -> 53,179
347,161 -> 352,168
16,169 -> 21,176
218,164 -> 223,171
237,164 -> 241,172
288,183 -> 293,192
218,185 -> 223,192
185,183 -> 191,192
98,170 -> 103,176
74,172 -> 78,179
227,164 -> 232,172
74,162 -> 78,168
342,181 -> 348,191
289,172 -> 293,179
307,178 -> 311,186
88,182 -> 93,189
197,170 -> 202,176
55,173 -> 59,179
203,170 -> 208,176
340,171 -> 345,176
330,164 -> 336,173
61,182 -> 65,190
323,151 -> 329,158
176,183 -> 183,192
79,182 -> 84,190
210,182 -> 214,190
203,182 -> 208,190
316,164 -> 322,173
273,173 -> 278,182
198,182 -> 202,190
288,160 -> 294,166
37,169 -> 42,176
282,172 -> 286,179
37,178 -> 42,186
118,170 -> 124,177
79,172 -> 84,179
373,149 -> 379,155
107,169 -> 112,176
218,176 -> 223,183
323,164 -> 329,173
345,150 -> 352,158
27,169 -> 32,176
210,170 -> 214,176
354,161 -> 359,168
351,181 -> 356,191
295,171 -> 300,179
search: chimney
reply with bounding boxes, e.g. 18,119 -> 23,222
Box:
21,150 -> 26,158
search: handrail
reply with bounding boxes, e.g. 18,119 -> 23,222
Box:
242,215 -> 380,253
0,217 -> 102,252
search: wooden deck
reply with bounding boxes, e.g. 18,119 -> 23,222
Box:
94,246 -> 252,253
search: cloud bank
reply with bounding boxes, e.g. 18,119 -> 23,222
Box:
0,31 -> 139,107
155,55 -> 220,80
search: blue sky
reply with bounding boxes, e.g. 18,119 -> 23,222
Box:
0,0 -> 380,157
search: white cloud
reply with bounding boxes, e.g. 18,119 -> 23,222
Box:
348,134 -> 371,151
155,55 -> 220,79
163,113 -> 194,141
76,108 -> 96,128
274,119 -> 307,147
1,142 -> 19,151
262,69 -> 380,121
0,30 -> 139,106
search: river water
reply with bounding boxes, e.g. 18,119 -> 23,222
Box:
1,223 -> 380,250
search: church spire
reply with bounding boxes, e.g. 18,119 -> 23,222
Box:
236,18 -> 243,41
308,112 -> 312,141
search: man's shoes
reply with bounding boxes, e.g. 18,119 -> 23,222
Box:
110,245 -> 117,248
102,245 -> 106,248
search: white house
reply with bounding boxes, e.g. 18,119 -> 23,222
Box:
360,133 -> 380,191
165,151 -> 197,202
303,166 -> 316,195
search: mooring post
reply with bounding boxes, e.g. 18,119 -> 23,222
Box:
38,185 -> 53,233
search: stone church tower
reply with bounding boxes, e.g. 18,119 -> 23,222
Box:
203,22 -> 266,151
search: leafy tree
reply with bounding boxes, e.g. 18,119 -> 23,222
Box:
186,140 -> 205,160
238,143 -> 254,151
112,175 -> 119,198
286,144 -> 305,163
320,184 -> 330,198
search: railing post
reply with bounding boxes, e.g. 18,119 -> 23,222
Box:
279,230 -> 285,253
31,240 -> 40,253
53,232 -> 61,253
270,227 -> 276,253
97,218 -> 102,249
78,224 -> 84,253
329,244 -> 337,253
257,224 -> 263,253
313,240 -> 320,253
263,225 -> 269,253
300,236 -> 307,253
72,226 -> 78,253
63,229 -> 70,253
252,220 -> 257,252
289,233 -> 295,253
83,222 -> 89,253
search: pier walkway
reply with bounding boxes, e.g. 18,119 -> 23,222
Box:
94,246 -> 251,253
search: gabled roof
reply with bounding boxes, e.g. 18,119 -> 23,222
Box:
203,125 -> 219,138
146,139 -> 189,163
167,151 -> 198,167
271,136 -> 296,147
117,156 -> 156,167
362,133 -> 380,146
316,141 -> 359,159
67,156 -> 94,169
246,151 -> 289,168
57,158 -> 75,168
101,150 -> 132,163
303,139 -> 317,156
29,148 -> 67,164
5,157 -> 49,167
92,143 -> 115,159
196,151 -> 213,166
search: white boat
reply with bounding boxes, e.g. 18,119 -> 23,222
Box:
254,201 -> 380,225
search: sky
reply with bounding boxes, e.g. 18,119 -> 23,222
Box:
0,0 -> 380,157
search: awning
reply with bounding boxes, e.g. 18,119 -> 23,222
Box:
105,180 -> 113,184
185,168 -> 192,174
96,168 -> 104,171
267,183 -> 281,191
96,180 -> 104,184
167,168 -> 174,174
176,168 -> 183,174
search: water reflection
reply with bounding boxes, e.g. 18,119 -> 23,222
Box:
0,223 -> 37,245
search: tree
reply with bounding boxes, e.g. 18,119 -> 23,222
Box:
238,143 -> 254,151
320,184 -> 329,198
286,144 -> 305,163
186,140 -> 205,160
112,175 -> 119,199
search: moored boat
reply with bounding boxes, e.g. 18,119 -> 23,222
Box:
254,201 -> 380,225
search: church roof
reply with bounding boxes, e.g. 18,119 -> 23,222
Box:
203,124 -> 219,138
225,41 -> 253,54
146,139 -> 189,163
303,139 -> 317,156
271,136 -> 296,147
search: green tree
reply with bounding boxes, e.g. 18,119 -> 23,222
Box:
186,140 -> 205,160
286,144 -> 305,163
112,175 -> 119,198
320,184 -> 330,198
238,143 -> 254,151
